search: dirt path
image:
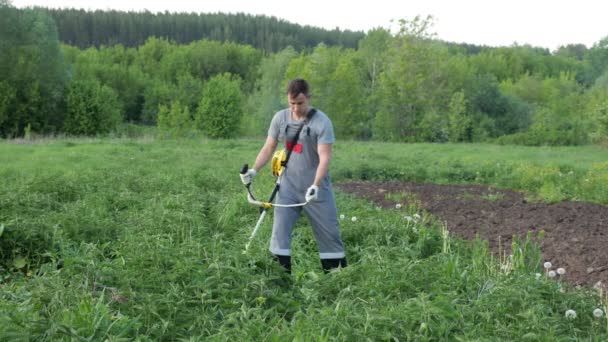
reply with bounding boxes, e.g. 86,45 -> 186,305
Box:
336,181 -> 608,288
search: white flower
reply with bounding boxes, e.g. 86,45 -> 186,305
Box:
543,262 -> 552,269
351,216 -> 357,222
593,308 -> 604,318
535,273 -> 542,280
339,214 -> 345,220
395,203 -> 402,209
413,213 -> 421,220
565,309 -> 577,319
557,268 -> 566,275
404,216 -> 413,222
548,270 -> 556,278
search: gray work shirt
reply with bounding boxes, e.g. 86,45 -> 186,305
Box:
268,108 -> 335,194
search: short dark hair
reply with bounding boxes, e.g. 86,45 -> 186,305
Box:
287,78 -> 310,97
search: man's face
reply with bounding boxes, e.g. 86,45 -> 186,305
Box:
288,93 -> 310,117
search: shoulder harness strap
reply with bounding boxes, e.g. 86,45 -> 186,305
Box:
283,108 -> 317,167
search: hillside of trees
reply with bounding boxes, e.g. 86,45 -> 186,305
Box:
43,7 -> 365,53
1,2 -> 607,145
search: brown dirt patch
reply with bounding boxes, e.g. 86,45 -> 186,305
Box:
336,180 -> 608,288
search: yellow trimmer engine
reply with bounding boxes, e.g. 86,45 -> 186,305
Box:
271,149 -> 287,176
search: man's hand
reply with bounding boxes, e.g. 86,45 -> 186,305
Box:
240,169 -> 257,185
305,185 -> 319,202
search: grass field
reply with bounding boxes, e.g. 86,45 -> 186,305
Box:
332,141 -> 608,204
1,137 -> 607,340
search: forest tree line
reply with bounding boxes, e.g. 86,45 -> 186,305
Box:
1,2 -> 608,145
43,7 -> 364,53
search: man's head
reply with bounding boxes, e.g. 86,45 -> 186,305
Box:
287,78 -> 311,118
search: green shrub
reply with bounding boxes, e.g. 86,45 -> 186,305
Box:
157,101 -> 194,138
64,79 -> 121,136
195,73 -> 243,138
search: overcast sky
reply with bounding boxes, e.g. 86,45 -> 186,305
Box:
11,0 -> 607,50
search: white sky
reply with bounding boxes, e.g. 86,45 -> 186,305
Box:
11,0 -> 608,51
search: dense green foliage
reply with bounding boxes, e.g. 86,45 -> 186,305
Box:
1,138 -> 607,339
2,4 -> 608,145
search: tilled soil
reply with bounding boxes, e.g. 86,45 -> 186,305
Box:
336,180 -> 608,288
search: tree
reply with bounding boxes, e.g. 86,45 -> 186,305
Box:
597,101 -> 608,140
0,81 -> 15,129
285,43 -> 342,112
357,28 -> 391,91
554,44 -> 587,61
372,16 -> 450,141
195,73 -> 243,138
468,50 -> 511,82
245,46 -> 297,136
282,43 -> 371,139
141,78 -> 176,125
137,37 -> 173,76
356,28 -> 392,138
582,77 -> 608,142
447,91 -> 471,142
326,51 -> 369,139
0,6 -> 67,137
175,73 -> 204,113
462,73 -> 534,139
581,36 -> 608,86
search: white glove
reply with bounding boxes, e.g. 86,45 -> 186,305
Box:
240,168 -> 256,185
305,185 -> 319,202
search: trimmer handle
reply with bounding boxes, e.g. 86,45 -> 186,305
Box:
240,164 -> 252,190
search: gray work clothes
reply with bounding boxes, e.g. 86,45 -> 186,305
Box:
267,108 -> 345,259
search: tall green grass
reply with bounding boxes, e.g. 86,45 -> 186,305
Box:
1,138 -> 606,340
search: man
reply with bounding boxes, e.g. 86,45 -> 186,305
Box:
240,78 -> 347,273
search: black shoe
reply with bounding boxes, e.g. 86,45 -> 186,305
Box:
273,254 -> 292,274
320,258 -> 347,273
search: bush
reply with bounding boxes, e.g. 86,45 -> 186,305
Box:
195,73 -> 243,138
64,79 -> 121,136
157,101 -> 194,138
496,126 -> 589,146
